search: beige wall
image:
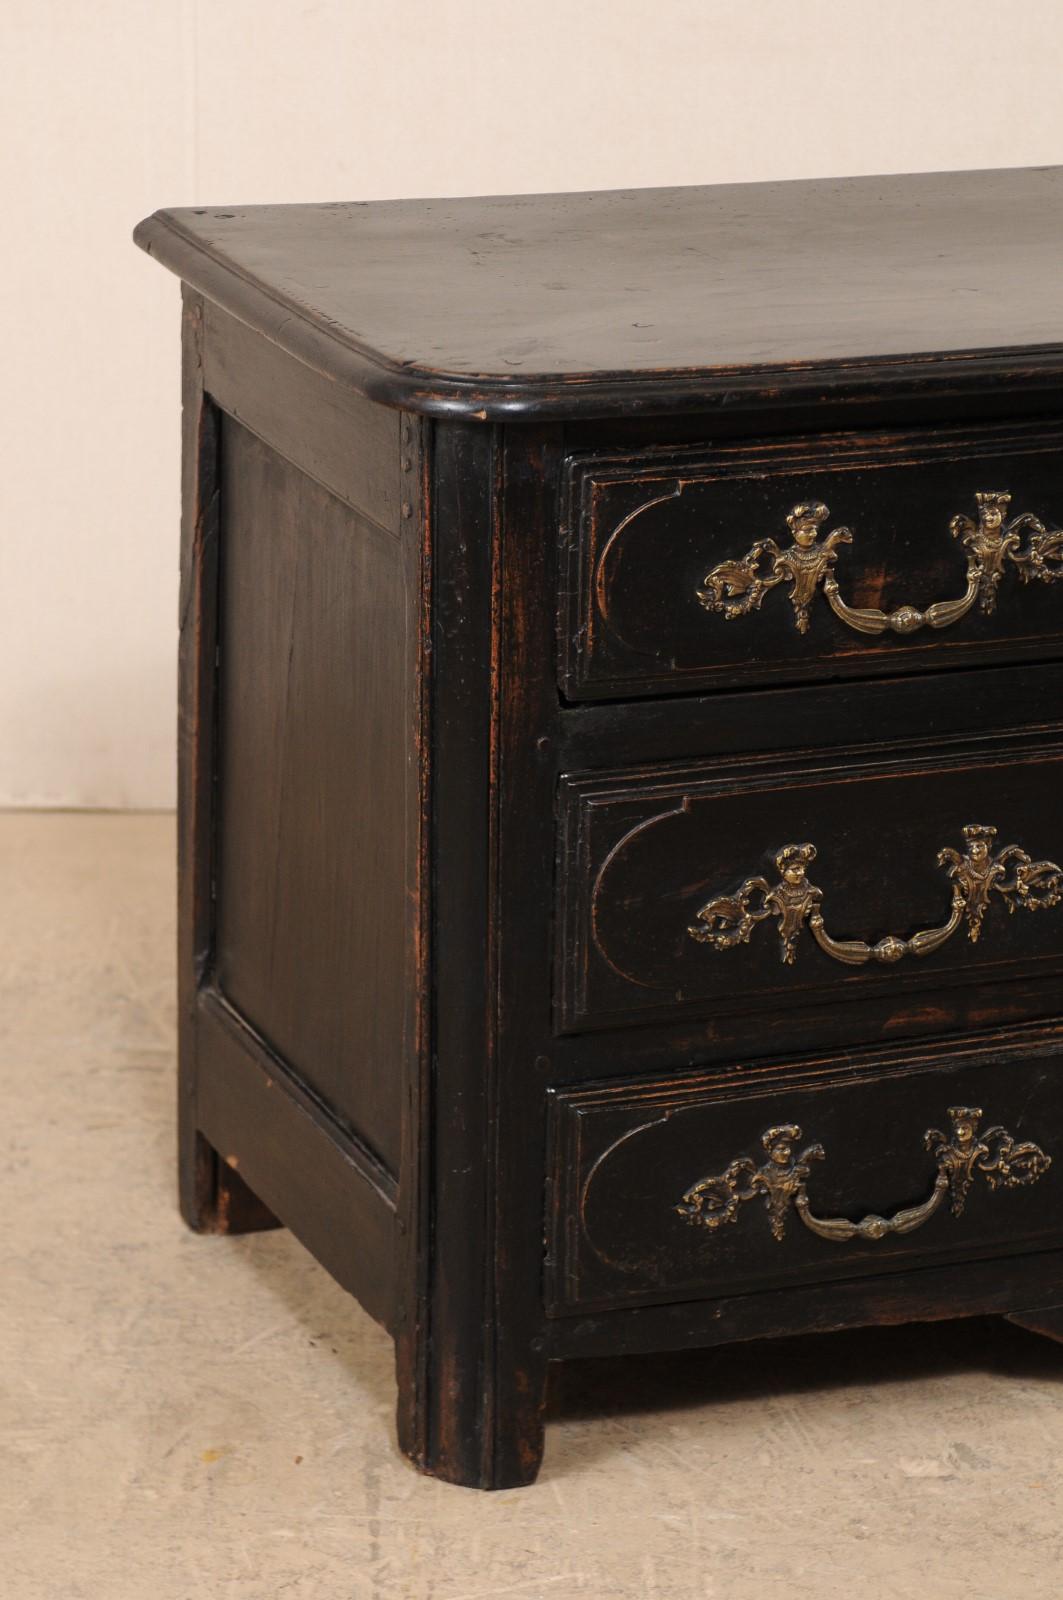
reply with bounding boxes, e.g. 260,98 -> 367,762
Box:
5,0 -> 1063,808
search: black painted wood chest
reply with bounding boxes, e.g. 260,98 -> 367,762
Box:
136,167 -> 1063,1487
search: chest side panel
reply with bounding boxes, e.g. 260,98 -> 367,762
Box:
214,417 -> 408,1175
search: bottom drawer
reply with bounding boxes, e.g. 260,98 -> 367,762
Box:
546,1026 -> 1063,1314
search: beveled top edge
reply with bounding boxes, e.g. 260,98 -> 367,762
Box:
134,169 -> 1063,421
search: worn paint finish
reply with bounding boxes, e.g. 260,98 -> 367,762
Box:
141,172 -> 1063,1489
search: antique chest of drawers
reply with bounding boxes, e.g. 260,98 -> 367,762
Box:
135,167 -> 1063,1488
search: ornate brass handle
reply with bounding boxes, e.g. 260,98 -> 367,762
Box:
676,1108 -> 1051,1245
688,824 -> 1062,967
697,493 -> 1063,636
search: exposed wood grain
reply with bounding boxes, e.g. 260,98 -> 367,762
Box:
214,419 -> 407,1175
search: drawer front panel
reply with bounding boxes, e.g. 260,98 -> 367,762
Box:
546,1029 -> 1063,1314
558,741 -> 1063,1033
560,420 -> 1063,699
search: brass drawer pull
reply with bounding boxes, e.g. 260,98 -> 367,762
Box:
677,1108 -> 1051,1244
697,493 -> 1063,636
688,824 -> 1061,967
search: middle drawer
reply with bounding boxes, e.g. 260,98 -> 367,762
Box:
557,738 -> 1063,1034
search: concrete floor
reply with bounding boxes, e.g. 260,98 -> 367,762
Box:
4,812 -> 1063,1598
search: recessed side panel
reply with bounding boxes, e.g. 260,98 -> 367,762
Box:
214,418 -> 407,1175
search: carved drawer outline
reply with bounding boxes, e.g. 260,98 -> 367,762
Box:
545,1024 -> 1063,1316
556,739 -> 1063,1035
559,417 -> 1063,700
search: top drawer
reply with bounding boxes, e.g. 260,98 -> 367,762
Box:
560,419 -> 1063,699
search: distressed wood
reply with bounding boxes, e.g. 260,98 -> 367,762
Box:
140,170 -> 1063,1490
552,1243 -> 1063,1360
392,408 -> 433,1476
202,299 -> 402,533
488,424 -> 566,1485
409,420 -> 502,1485
1005,1304 -> 1063,1343
557,659 -> 1063,771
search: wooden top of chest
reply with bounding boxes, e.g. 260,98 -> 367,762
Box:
135,166 -> 1063,421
